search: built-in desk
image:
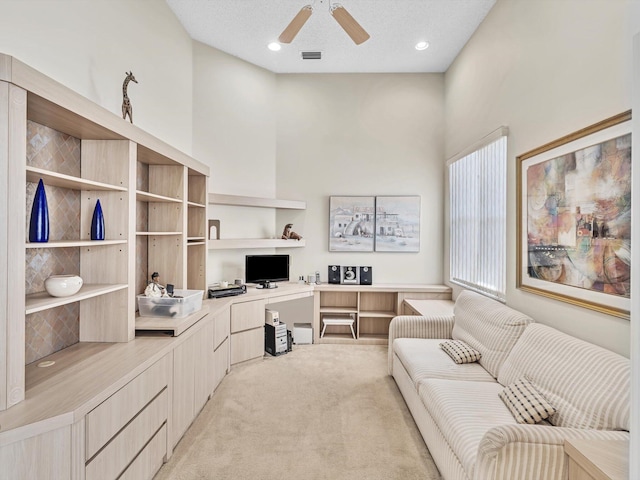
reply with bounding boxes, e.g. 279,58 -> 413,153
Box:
0,283 -> 314,480
402,298 -> 455,316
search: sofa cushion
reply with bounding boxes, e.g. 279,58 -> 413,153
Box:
499,377 -> 556,424
498,323 -> 630,431
393,338 -> 495,387
440,340 -> 482,364
452,290 -> 533,379
418,378 -> 517,478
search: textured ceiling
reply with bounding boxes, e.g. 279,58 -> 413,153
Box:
166,0 -> 496,73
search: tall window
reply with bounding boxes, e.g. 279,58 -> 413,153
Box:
448,128 -> 507,300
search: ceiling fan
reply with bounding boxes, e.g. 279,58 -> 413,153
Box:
278,1 -> 370,45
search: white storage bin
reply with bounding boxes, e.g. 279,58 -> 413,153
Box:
137,290 -> 203,318
293,323 -> 313,344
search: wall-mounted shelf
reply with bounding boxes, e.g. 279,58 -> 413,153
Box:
208,193 -> 306,210
208,238 -> 306,250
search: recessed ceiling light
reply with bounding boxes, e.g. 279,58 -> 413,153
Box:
268,42 -> 282,51
415,41 -> 429,51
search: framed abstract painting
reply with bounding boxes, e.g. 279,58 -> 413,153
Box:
516,111 -> 631,319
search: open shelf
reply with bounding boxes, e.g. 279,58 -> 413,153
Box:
187,201 -> 206,208
137,231 -> 182,236
25,284 -> 128,315
359,310 -> 396,318
319,306 -> 358,314
208,238 -> 306,250
136,190 -> 182,203
26,239 -> 126,248
26,166 -> 127,192
209,193 -> 305,209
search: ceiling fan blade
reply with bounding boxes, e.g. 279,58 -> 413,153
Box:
278,5 -> 313,44
331,5 -> 370,45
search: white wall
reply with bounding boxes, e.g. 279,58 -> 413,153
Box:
276,74 -> 445,284
0,0 -> 193,154
444,0 -> 632,356
192,42 -> 279,284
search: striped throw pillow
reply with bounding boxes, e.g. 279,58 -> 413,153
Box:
439,340 -> 482,364
499,377 -> 557,424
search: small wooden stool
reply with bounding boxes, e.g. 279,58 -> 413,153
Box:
321,316 -> 356,339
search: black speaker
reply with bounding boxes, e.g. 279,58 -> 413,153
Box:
328,265 -> 341,284
359,266 -> 372,285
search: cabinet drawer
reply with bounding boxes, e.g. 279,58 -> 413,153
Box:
119,423 -> 167,480
213,337 -> 229,391
231,328 -> 264,365
86,388 -> 168,480
85,354 -> 169,460
213,307 -> 231,349
231,300 -> 266,333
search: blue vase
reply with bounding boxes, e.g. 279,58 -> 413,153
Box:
91,199 -> 105,241
29,179 -> 49,243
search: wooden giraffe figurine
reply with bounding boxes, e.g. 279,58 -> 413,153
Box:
122,71 -> 138,123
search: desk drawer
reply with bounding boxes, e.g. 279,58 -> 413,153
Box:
231,328 -> 264,365
86,388 -> 167,480
85,354 -> 169,460
119,423 -> 167,480
231,300 -> 266,333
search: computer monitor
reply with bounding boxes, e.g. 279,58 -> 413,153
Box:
245,254 -> 289,287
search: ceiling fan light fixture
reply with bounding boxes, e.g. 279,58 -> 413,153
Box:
415,41 -> 429,51
278,5 -> 313,44
268,42 -> 282,51
330,4 -> 370,45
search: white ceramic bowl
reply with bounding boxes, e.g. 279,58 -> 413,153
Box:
44,275 -> 83,297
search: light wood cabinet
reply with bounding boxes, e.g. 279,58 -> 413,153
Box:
84,353 -> 170,480
230,299 -> 267,364
314,285 -> 452,344
212,307 -> 231,392
171,314 -> 213,447
0,425 -> 72,480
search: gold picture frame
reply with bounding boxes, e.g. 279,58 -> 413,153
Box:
516,111 -> 632,319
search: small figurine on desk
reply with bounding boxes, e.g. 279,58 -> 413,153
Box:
282,223 -> 302,240
144,271 -> 169,298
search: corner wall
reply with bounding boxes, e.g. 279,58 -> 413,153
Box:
192,43 -> 279,284
444,0 -> 632,356
276,73 -> 445,284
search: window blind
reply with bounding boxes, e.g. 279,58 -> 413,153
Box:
448,132 -> 507,300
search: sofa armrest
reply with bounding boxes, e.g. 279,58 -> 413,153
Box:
474,424 -> 629,480
387,314 -> 455,374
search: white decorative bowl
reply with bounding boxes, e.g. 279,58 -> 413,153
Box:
44,275 -> 83,297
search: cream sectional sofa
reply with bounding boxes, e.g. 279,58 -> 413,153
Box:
388,290 -> 630,480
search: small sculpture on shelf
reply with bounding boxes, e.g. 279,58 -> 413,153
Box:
144,272 -> 169,298
122,71 -> 138,123
282,223 -> 302,240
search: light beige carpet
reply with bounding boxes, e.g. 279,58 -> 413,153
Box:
155,344 -> 442,480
